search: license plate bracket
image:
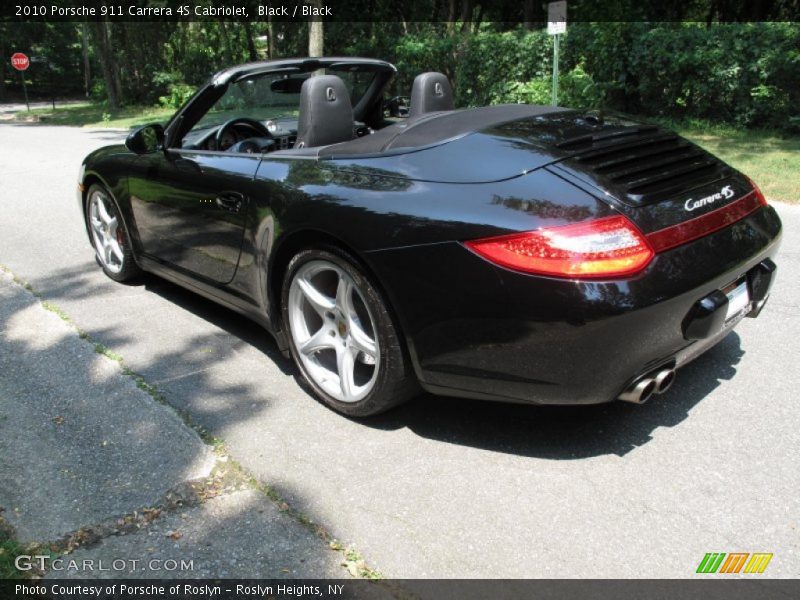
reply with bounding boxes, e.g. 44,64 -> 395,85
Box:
723,278 -> 750,322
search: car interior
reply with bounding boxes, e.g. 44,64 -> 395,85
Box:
296,70 -> 455,149
179,69 -> 457,155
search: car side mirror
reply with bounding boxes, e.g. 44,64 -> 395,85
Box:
126,124 -> 165,155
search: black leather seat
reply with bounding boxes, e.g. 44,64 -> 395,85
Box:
409,72 -> 454,118
294,75 -> 354,149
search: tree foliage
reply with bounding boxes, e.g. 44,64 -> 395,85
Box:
1,13 -> 797,129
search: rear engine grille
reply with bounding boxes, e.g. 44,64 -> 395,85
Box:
558,126 -> 729,205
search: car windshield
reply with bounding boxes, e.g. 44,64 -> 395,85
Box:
193,68 -> 376,131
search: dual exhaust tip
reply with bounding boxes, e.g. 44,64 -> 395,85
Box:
618,367 -> 676,404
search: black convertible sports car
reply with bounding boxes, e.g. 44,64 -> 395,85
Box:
78,57 -> 781,416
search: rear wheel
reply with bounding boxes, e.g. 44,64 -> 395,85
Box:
282,247 -> 416,416
85,184 -> 141,282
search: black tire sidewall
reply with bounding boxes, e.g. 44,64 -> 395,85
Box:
281,246 -> 413,417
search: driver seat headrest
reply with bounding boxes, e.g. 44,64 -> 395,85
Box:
409,72 -> 454,118
295,75 -> 354,149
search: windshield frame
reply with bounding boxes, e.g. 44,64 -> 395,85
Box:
164,58 -> 396,151
191,68 -> 377,134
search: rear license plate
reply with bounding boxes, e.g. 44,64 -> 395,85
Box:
724,279 -> 750,321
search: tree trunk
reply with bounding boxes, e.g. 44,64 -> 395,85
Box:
459,0 -> 473,32
446,0 -> 456,33
308,1 -> 324,57
523,0 -> 534,30
218,20 -> 235,62
110,24 -> 123,104
90,19 -> 119,110
472,4 -> 483,33
267,18 -> 275,58
745,0 -> 768,20
243,21 -> 258,61
81,21 -> 91,97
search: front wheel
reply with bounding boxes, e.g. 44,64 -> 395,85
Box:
85,184 -> 141,282
282,247 -> 416,416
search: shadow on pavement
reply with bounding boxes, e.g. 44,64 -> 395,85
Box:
1,273 -> 341,579
142,276 -> 294,376
366,332 -> 745,458
0,279 -> 212,542
22,260 -> 124,301
122,266 -> 746,460
19,264 -> 288,440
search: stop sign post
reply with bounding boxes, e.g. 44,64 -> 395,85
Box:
11,52 -> 30,111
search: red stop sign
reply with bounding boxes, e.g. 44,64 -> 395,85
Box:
11,53 -> 30,71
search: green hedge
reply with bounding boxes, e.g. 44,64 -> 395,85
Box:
391,22 -> 800,130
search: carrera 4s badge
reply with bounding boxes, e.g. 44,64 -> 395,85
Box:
685,185 -> 735,212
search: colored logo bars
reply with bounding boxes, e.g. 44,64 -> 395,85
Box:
696,552 -> 773,574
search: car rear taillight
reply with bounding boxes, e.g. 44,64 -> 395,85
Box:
747,177 -> 768,207
465,216 -> 654,279
646,188 -> 765,253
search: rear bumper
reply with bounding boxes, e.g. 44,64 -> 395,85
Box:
366,205 -> 782,405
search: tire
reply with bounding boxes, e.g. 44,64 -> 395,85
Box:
281,246 -> 417,416
85,183 -> 141,282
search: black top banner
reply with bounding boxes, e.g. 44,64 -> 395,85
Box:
1,0 -> 799,22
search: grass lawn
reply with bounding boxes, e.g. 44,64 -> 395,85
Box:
0,521 -> 26,579
654,118 -> 799,203
12,104 -> 799,202
13,101 -> 174,130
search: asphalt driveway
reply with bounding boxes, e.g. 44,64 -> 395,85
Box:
0,122 -> 798,578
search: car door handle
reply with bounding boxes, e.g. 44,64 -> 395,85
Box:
215,192 -> 245,213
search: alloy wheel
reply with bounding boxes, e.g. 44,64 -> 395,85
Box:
88,190 -> 125,274
287,260 -> 380,403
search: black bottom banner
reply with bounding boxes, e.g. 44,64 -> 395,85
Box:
3,579 -> 799,600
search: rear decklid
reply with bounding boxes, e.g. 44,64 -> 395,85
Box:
464,109 -> 762,239
326,107 -> 758,234
321,104 -> 572,182
549,123 -> 726,206
537,116 -> 757,235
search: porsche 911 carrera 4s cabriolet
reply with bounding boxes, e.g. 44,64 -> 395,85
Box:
77,57 -> 781,416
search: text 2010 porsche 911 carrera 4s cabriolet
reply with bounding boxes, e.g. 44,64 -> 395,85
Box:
78,57 -> 781,416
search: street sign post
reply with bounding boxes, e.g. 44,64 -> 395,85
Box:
11,52 -> 31,111
547,1 -> 567,106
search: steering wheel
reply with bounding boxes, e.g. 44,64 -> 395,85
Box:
215,117 -> 271,151
385,96 -> 410,118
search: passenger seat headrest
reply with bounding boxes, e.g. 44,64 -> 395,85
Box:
409,72 -> 454,118
295,74 -> 354,149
